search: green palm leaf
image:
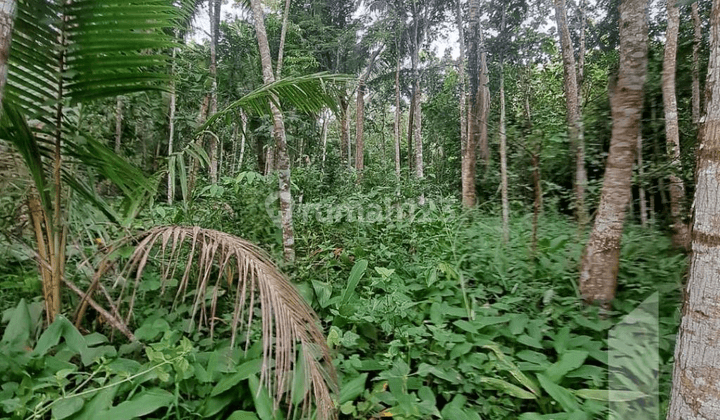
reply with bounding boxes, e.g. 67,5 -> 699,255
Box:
200,72 -> 354,132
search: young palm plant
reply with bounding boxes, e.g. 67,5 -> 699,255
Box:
0,0 -> 177,323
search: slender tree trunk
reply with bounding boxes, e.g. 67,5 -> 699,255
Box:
407,91 -> 414,173
456,0 -> 467,160
663,0 -> 690,248
189,95 -> 210,196
321,109 -> 328,169
339,94 -> 349,164
355,46 -> 383,177
499,67 -> 509,244
637,132 -> 648,227
477,29 -> 490,166
275,0 -> 291,79
463,0 -> 480,207
668,2 -> 720,416
394,49 -> 402,180
692,1 -> 703,124
167,44 -> 177,204
578,0 -> 648,305
554,0 -> 588,228
114,96 -> 122,153
250,0 -> 295,262
208,0 -> 221,184
0,0 -> 16,105
238,111 -> 247,171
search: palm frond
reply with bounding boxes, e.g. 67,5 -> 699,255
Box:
98,226 -> 338,420
200,72 -> 354,132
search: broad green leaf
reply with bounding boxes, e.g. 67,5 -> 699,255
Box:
103,387 -> 174,420
479,377 -> 537,399
0,299 -> 32,350
228,411 -> 261,420
575,389 -> 647,402
339,373 -> 368,404
211,359 -> 262,396
52,397 -> 84,420
248,374 -> 281,420
536,373 -> 580,413
546,350 -> 588,382
340,259 -> 368,307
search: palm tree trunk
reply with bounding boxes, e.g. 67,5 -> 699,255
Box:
208,0 -> 221,184
0,0 -> 16,105
668,1 -> 720,415
355,46 -> 384,177
663,0 -> 690,248
250,0 -> 295,263
238,111 -> 247,173
578,0 -> 648,305
189,94 -> 210,196
554,0 -> 588,228
692,1 -> 703,124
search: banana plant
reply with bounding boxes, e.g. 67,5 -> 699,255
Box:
0,0 -> 178,323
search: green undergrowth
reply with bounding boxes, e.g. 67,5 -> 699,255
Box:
0,179 -> 686,419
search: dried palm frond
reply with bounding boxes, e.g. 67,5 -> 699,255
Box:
94,225 -> 337,420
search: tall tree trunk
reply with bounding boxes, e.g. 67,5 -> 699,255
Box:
667,1 -> 720,415
275,0 -> 291,78
355,46 -> 383,177
208,0 -> 221,184
189,94 -> 210,196
321,109 -> 329,169
554,0 -> 588,228
499,66 -> 509,244
0,0 -> 16,105
456,0 -> 468,161
578,0 -> 648,305
692,1 -> 703,124
250,0 -> 295,262
394,49 -> 402,180
167,44 -> 177,204
463,0 -> 480,207
339,93 -> 349,164
114,96 -> 122,153
637,132 -> 648,227
663,0 -> 690,248
238,110 -> 247,172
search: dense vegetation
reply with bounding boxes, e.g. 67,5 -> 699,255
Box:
0,0 -> 711,418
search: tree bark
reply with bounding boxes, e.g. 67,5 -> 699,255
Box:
208,0 -> 221,184
0,0 -> 16,105
339,93 -> 349,164
499,67 -> 509,244
394,48 -> 402,180
250,0 -> 295,262
667,2 -> 720,416
456,0 -> 468,160
578,0 -> 648,305
275,0 -> 291,79
692,1 -> 703,124
463,0 -> 480,207
663,0 -> 690,248
167,43 -> 177,204
355,46 -> 383,176
554,0 -> 588,228
321,109 -> 329,169
637,132 -> 648,227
